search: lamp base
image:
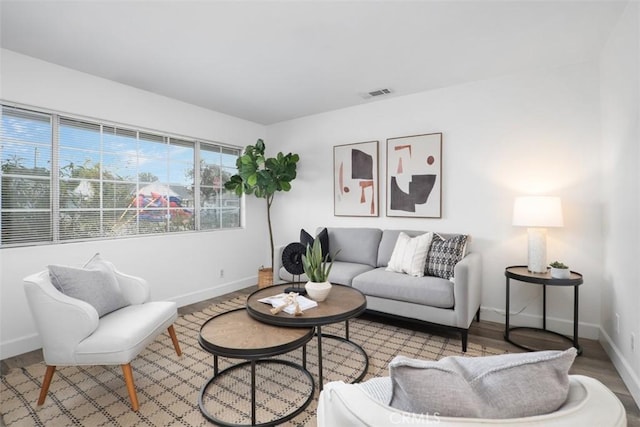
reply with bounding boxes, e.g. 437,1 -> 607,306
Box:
527,227 -> 548,273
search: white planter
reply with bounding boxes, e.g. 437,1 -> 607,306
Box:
550,267 -> 570,279
305,281 -> 332,302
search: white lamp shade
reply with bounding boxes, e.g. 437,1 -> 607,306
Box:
513,196 -> 564,228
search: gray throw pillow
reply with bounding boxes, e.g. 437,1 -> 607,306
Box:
389,348 -> 577,419
48,254 -> 129,317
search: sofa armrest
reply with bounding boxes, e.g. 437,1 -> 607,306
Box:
452,252 -> 482,329
273,245 -> 286,284
113,269 -> 150,304
318,381 -> 440,426
318,376 -> 626,427
23,271 -> 99,365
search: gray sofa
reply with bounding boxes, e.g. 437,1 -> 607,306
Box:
275,227 -> 482,351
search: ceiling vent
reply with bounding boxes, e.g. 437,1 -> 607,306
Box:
361,88 -> 392,99
369,88 -> 391,97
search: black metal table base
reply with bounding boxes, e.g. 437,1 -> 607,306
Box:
198,359 -> 314,427
315,328 -> 369,390
504,266 -> 583,356
504,326 -> 583,355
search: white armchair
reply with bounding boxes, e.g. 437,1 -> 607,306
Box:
317,375 -> 627,426
23,265 -> 182,411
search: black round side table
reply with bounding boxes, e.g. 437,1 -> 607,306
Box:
198,308 -> 315,426
504,265 -> 583,355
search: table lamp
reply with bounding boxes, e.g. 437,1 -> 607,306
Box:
512,196 -> 564,273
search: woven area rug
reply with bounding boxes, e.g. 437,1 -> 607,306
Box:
1,293 -> 507,426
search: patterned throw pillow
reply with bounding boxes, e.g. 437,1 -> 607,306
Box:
425,234 -> 468,279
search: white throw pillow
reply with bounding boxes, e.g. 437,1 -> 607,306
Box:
386,232 -> 433,277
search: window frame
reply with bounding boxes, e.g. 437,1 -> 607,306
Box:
0,102 -> 242,248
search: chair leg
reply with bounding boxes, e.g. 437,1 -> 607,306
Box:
167,325 -> 182,356
121,364 -> 139,411
37,365 -> 56,405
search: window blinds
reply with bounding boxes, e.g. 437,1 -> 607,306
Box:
0,104 -> 241,247
1,106 -> 53,245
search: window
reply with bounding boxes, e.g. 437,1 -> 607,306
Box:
0,104 -> 241,247
0,108 -> 52,244
199,144 -> 241,230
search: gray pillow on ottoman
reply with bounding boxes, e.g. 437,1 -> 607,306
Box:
48,254 -> 129,317
389,348 -> 577,419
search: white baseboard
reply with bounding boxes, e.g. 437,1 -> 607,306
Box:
599,328 -> 640,408
0,333 -> 42,361
479,305 -> 600,340
0,276 -> 258,361
171,276 -> 257,308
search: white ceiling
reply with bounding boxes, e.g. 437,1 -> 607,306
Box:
0,1 -> 628,125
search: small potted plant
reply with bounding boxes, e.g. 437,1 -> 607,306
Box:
302,239 -> 338,301
549,261 -> 570,279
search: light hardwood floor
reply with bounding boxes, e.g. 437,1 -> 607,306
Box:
2,286 -> 638,426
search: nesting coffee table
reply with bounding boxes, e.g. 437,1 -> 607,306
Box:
198,308 -> 315,426
246,283 -> 368,390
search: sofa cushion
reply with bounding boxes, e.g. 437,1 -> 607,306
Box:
352,268 -> 454,308
326,227 -> 382,267
386,232 -> 433,277
278,266 -> 308,283
280,262 -> 373,286
75,301 -> 177,364
328,261 -> 375,286
425,233 -> 468,279
389,348 -> 577,419
48,255 -> 129,317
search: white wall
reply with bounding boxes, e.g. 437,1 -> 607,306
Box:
268,61 -> 604,340
599,1 -> 640,406
2,23 -> 638,406
0,50 -> 268,359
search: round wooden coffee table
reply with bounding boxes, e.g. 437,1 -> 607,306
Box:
198,308 -> 315,426
246,283 -> 368,390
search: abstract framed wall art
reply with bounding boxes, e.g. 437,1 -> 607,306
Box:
334,140 -> 379,216
386,133 -> 442,218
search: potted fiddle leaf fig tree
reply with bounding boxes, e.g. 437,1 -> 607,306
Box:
224,139 -> 299,287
